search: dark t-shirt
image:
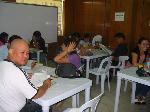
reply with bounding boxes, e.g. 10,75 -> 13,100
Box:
30,37 -> 46,53
129,46 -> 148,64
112,43 -> 128,57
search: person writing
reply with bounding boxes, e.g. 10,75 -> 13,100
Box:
129,37 -> 150,104
0,38 -> 51,112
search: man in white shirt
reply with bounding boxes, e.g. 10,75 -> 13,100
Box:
0,38 -> 51,112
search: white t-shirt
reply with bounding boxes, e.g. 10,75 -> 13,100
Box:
92,35 -> 103,46
0,61 -> 37,112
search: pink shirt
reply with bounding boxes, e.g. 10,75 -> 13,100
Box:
139,54 -> 145,64
0,41 -> 4,47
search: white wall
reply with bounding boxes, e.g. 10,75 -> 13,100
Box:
0,2 -> 58,43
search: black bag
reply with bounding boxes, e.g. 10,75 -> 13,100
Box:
55,63 -> 82,78
136,67 -> 150,77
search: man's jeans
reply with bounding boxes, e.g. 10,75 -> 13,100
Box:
20,100 -> 52,112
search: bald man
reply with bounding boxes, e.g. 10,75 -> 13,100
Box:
0,39 -> 51,112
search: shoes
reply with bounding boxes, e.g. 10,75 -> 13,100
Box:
135,96 -> 146,105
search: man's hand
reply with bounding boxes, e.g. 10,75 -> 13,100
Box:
31,60 -> 37,69
43,78 -> 52,88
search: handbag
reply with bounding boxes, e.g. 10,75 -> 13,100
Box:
55,63 -> 83,78
136,67 -> 150,77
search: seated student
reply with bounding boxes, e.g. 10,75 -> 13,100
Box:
0,39 -> 51,112
79,33 -> 94,56
30,31 -> 46,53
92,34 -> 103,46
29,31 -> 47,64
54,37 -> 81,112
0,44 -> 8,61
79,32 -> 91,48
111,32 -> 128,65
0,32 -> 9,61
0,32 -> 8,47
129,37 -> 150,104
54,37 -> 81,69
0,35 -> 22,61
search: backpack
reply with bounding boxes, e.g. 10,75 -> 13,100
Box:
55,63 -> 82,78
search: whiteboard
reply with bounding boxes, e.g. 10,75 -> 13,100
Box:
0,2 -> 58,43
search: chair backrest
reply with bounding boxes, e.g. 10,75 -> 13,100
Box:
37,50 -> 43,63
99,44 -> 112,55
97,56 -> 112,74
45,43 -> 49,53
78,64 -> 85,72
118,56 -> 129,70
79,93 -> 103,112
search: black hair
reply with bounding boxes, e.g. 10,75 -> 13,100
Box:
0,32 -> 8,43
0,32 -> 8,37
33,31 -> 41,37
137,37 -> 149,44
84,32 -> 91,38
71,32 -> 81,38
114,32 -> 125,40
7,35 -> 22,48
8,35 -> 22,44
63,36 -> 77,47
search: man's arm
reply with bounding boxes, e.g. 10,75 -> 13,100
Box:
32,78 -> 51,99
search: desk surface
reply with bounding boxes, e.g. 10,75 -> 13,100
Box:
114,67 -> 150,112
33,78 -> 92,106
80,49 -> 109,59
118,67 -> 150,86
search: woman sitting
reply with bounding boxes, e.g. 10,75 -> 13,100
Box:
29,31 -> 47,64
129,37 -> 150,104
54,37 -> 81,69
53,37 -> 81,111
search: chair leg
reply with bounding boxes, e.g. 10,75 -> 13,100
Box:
101,74 -> 106,93
37,52 -> 40,63
45,58 -> 48,66
131,82 -> 136,104
107,74 -> 110,92
113,68 -> 116,76
76,93 -> 80,107
124,80 -> 128,92
96,75 -> 100,85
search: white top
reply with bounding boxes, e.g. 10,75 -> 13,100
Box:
92,35 -> 103,46
0,61 -> 37,112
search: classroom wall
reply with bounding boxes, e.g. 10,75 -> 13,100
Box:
3,0 -> 150,58
64,0 -> 150,51
1,0 -> 59,60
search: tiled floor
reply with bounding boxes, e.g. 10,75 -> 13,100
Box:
58,76 -> 150,112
